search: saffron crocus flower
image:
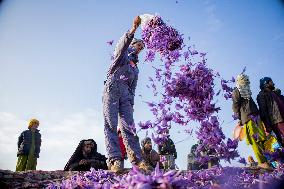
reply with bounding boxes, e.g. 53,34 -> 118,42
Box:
107,40 -> 114,46
238,157 -> 247,165
232,113 -> 239,120
48,165 -> 284,188
138,121 -> 153,130
145,50 -> 155,62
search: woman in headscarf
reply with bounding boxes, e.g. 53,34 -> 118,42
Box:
64,139 -> 107,171
102,16 -> 152,172
232,74 -> 269,168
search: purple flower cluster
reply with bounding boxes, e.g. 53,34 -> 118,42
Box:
220,78 -> 235,100
166,62 -> 220,122
47,168 -> 115,189
195,116 -> 239,164
140,17 -> 239,161
48,166 -> 284,189
141,16 -> 183,62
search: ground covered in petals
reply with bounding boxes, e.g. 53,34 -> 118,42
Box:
2,166 -> 283,189
46,166 -> 284,189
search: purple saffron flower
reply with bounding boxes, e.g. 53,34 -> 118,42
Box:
232,113 -> 239,120
138,121 -> 152,129
145,50 -> 155,62
238,157 -> 247,165
107,40 -> 114,46
183,51 -> 190,60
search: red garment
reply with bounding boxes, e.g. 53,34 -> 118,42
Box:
119,135 -> 127,159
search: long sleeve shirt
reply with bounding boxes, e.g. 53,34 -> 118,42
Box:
105,31 -> 139,105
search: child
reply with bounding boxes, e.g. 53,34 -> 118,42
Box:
16,119 -> 41,171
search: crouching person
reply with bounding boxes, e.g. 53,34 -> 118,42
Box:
158,131 -> 177,170
16,119 -> 41,171
141,137 -> 161,169
64,139 -> 107,171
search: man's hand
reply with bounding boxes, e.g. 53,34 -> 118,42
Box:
130,16 -> 141,35
79,159 -> 88,165
133,16 -> 141,29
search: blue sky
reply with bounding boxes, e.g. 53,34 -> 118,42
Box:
0,0 -> 284,171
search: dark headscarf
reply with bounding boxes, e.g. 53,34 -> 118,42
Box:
260,77 -> 272,90
191,144 -> 198,154
141,137 -> 151,149
64,139 -> 97,171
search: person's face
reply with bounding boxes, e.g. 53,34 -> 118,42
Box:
132,42 -> 145,55
268,80 -> 275,90
83,143 -> 93,154
163,130 -> 169,136
30,123 -> 39,130
144,141 -> 152,151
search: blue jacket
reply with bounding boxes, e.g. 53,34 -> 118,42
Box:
17,129 -> 41,158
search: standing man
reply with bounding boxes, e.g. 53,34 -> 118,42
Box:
103,16 -> 151,172
257,77 -> 284,147
16,119 -> 41,171
158,130 -> 177,170
232,74 -> 269,168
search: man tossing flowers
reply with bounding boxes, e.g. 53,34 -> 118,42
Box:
103,16 -> 152,173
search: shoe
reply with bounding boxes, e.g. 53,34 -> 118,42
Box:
258,162 -> 271,169
137,161 -> 154,173
110,160 -> 123,173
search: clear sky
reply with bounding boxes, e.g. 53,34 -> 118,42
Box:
0,0 -> 284,171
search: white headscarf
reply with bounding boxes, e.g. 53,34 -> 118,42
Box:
236,74 -> 252,100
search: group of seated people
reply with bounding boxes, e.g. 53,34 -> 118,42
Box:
64,135 -> 178,171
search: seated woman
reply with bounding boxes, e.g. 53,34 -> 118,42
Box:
64,139 -> 107,171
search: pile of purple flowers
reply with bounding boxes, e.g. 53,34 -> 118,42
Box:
141,16 -> 183,62
48,165 -> 284,189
